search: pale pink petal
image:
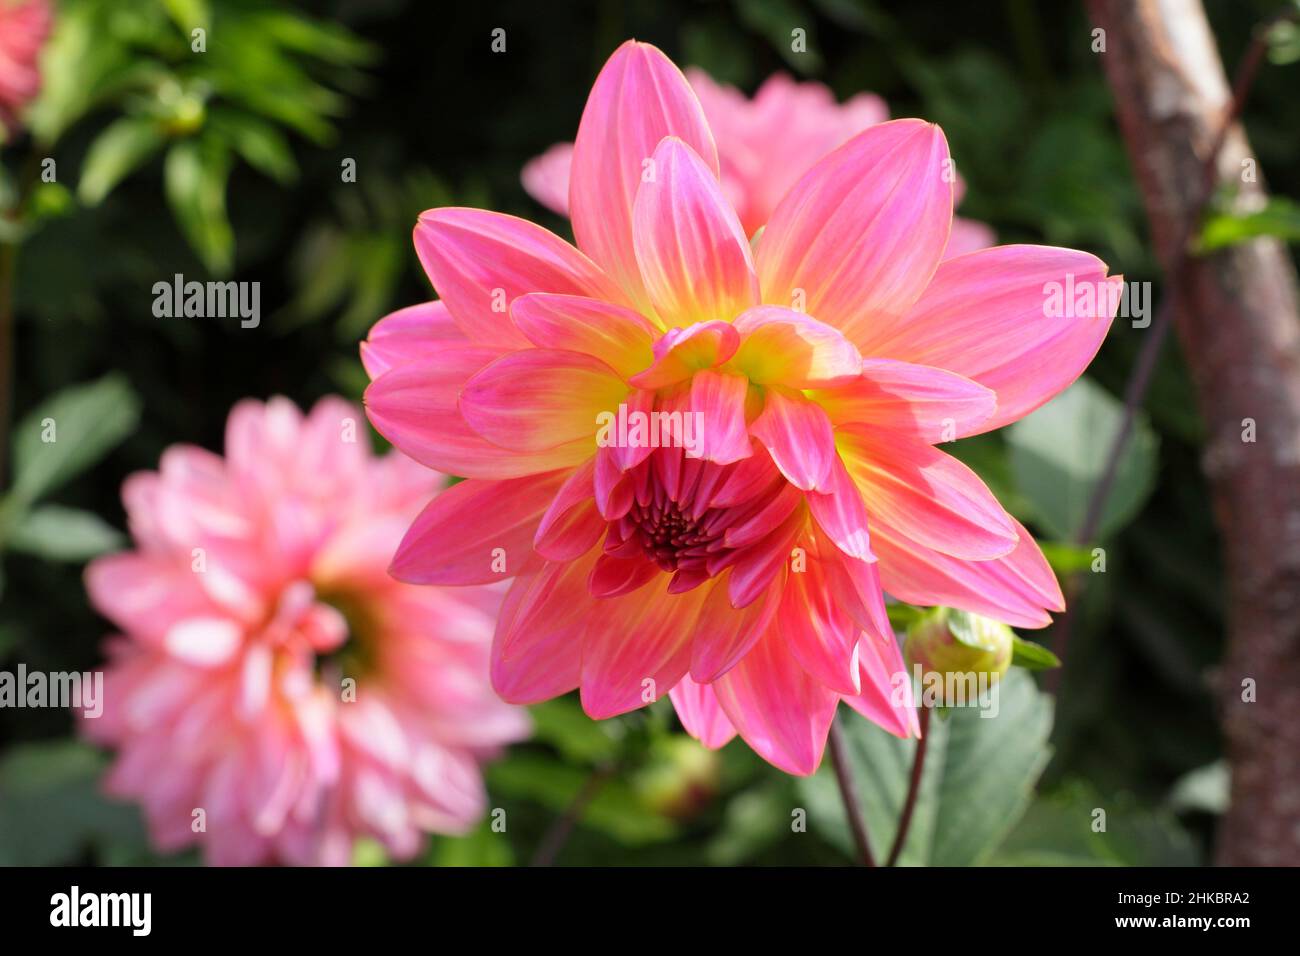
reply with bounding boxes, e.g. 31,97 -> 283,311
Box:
812,358 -> 996,443
389,472 -> 569,585
749,387 -> 836,491
858,245 -> 1122,432
459,349 -> 628,452
712,624 -> 839,776
414,208 -> 625,348
633,137 -> 758,327
570,41 -> 719,314
805,456 -> 873,561
943,215 -> 996,260
840,427 -> 1018,561
731,306 -> 862,388
521,142 -> 574,216
511,293 -> 656,379
756,119 -> 953,344
669,675 -> 737,748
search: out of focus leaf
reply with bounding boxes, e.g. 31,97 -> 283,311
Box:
734,0 -> 823,74
1006,377 -> 1158,541
0,741 -> 147,866
1197,196 -> 1300,251
7,505 -> 125,561
991,780 -> 1199,866
207,109 -> 297,183
163,137 -> 233,274
1011,636 -> 1061,671
78,116 -> 167,205
433,820 -> 515,867
9,374 -> 141,509
529,698 -> 621,764
487,755 -> 675,846
799,669 -> 1052,865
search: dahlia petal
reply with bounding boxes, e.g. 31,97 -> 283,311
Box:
723,482 -> 801,549
459,349 -> 628,452
588,551 -> 661,598
361,301 -> 466,380
859,245 -> 1121,432
844,630 -> 919,738
389,472 -> 568,585
806,455 -> 873,561
414,208 -> 624,347
627,320 -> 740,390
944,216 -> 997,260
570,41 -> 719,314
816,527 -> 893,643
580,577 -> 711,719
732,306 -> 862,388
632,137 -> 759,328
492,556 -> 589,702
750,387 -> 836,491
521,141 -> 574,216
85,553 -> 217,647
687,369 -> 752,465
727,506 -> 800,608
839,427 -> 1018,561
669,675 -> 738,748
365,349 -> 591,479
163,617 -> 244,667
755,119 -> 953,345
812,358 -> 996,443
689,574 -> 781,682
534,459 -> 607,561
780,549 -> 861,694
712,624 -> 839,776
511,293 -> 656,379
873,516 -> 1065,629
709,440 -> 780,507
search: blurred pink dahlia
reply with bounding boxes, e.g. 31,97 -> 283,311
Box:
83,397 -> 529,865
521,67 -> 995,257
0,0 -> 51,137
366,41 -> 1120,775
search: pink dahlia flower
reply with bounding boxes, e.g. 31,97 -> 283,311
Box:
82,397 -> 529,865
521,67 -> 995,257
0,0 -> 51,137
366,41 -> 1120,775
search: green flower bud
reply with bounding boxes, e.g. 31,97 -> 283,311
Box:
904,608 -> 1013,704
634,736 -> 720,821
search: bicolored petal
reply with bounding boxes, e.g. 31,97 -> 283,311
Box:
749,386 -> 836,491
534,458 -> 607,561
686,369 -> 753,465
511,293 -> 656,379
632,137 -> 758,327
415,208 -> 624,348
389,472 -> 569,585
492,555 -> 590,703
844,631 -> 919,738
756,119 -> 953,345
857,245 -> 1121,432
570,41 -> 719,314
580,577 -> 711,719
872,515 -> 1065,629
459,349 -> 628,452
806,454 -> 873,561
689,573 -> 781,682
628,321 -> 740,390
839,427 -> 1018,561
732,306 -> 862,388
365,349 -> 591,479
780,545 -> 861,695
712,624 -> 839,776
811,358 -> 996,443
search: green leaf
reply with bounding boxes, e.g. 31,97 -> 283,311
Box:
1006,377 -> 1158,541
528,697 -> 621,765
1011,636 -> 1061,671
0,741 -> 148,866
1197,196 -> 1300,251
7,505 -> 124,561
78,116 -> 167,206
207,110 -> 297,184
798,669 -> 1053,865
885,603 -> 924,630
164,137 -> 234,275
432,819 -> 515,867
8,374 -> 141,509
1039,540 -> 1095,574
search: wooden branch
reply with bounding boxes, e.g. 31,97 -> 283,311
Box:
1087,0 -> 1300,865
